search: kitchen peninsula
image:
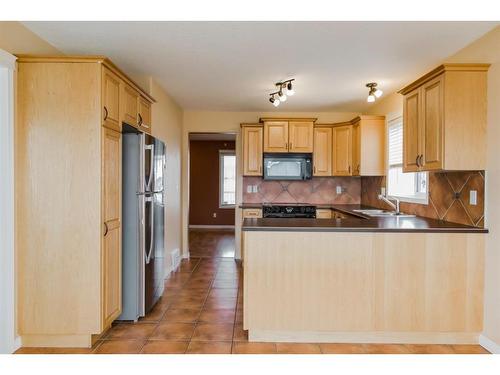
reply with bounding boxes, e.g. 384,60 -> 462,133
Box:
242,205 -> 486,344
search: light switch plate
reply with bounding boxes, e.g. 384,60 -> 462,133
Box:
246,185 -> 252,193
381,187 -> 386,196
470,190 -> 478,205
252,185 -> 258,193
336,186 -> 342,194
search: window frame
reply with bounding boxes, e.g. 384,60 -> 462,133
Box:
386,115 -> 429,205
219,149 -> 236,209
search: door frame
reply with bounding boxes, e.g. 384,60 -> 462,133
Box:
185,132 -> 239,259
0,49 -> 20,353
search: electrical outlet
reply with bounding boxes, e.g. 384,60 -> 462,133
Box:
470,190 -> 478,205
246,185 -> 252,193
252,185 -> 258,193
381,187 -> 386,196
213,212 -> 217,218
336,186 -> 342,194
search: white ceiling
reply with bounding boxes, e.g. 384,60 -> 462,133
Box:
23,21 -> 498,112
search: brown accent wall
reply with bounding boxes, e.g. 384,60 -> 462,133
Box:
243,177 -> 361,205
189,140 -> 235,225
361,171 -> 485,227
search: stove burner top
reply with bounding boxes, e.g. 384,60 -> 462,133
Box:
262,205 -> 316,218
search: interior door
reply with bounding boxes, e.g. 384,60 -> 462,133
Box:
289,121 -> 314,153
332,125 -> 352,176
243,126 -> 263,176
313,127 -> 332,176
102,127 -> 122,328
421,75 -> 444,170
102,67 -> 121,131
403,87 -> 421,172
263,121 -> 288,152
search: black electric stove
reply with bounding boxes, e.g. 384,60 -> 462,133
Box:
262,205 -> 317,218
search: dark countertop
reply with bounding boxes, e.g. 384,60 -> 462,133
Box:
241,204 -> 488,233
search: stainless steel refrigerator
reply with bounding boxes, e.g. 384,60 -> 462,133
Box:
120,128 -> 165,321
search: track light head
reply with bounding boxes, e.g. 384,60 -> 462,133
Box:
285,81 -> 295,96
278,89 -> 287,102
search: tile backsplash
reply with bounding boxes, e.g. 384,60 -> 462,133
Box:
243,177 -> 361,205
361,171 -> 485,227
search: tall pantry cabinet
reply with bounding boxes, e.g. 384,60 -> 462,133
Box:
16,56 -> 155,348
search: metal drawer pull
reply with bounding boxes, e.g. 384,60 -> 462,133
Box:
103,106 -> 108,121
103,222 -> 108,237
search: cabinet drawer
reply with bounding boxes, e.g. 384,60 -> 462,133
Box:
316,209 -> 332,219
242,208 -> 262,219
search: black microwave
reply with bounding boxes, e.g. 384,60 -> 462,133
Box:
263,153 -> 313,180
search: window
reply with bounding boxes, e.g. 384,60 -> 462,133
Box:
219,150 -> 236,207
387,117 -> 428,203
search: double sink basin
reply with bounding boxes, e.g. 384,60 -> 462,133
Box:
352,209 -> 416,218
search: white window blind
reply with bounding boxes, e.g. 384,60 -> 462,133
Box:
219,151 -> 236,207
387,117 -> 428,203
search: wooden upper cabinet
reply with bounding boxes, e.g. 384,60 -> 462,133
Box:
263,121 -> 288,152
102,127 -> 122,329
288,121 -> 314,152
421,75 -> 444,170
313,127 -> 332,176
102,67 -> 121,131
121,84 -> 139,127
138,97 -> 152,133
403,88 -> 421,172
351,123 -> 360,176
332,125 -> 352,176
242,125 -> 263,176
400,64 -> 489,172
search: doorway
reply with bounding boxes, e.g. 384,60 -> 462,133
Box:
188,133 -> 237,259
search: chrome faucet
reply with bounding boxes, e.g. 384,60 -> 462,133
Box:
378,194 -> 401,215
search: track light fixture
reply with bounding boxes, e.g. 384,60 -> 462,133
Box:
366,82 -> 383,103
269,79 -> 295,106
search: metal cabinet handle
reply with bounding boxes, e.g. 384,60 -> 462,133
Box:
103,222 -> 108,237
415,155 -> 420,167
419,154 -> 423,167
103,106 -> 108,121
138,113 -> 143,126
313,165 -> 316,174
348,165 -> 351,174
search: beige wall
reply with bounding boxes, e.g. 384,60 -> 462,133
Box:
365,25 -> 500,351
182,111 -> 359,258
0,22 -> 61,55
445,26 -> 500,351
148,79 -> 183,273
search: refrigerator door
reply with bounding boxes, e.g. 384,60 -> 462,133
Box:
119,132 -> 145,321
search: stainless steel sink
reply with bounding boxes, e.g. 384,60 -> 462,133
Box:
352,209 -> 416,218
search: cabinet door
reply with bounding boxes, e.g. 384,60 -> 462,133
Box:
313,127 -> 332,176
403,88 -> 421,172
316,209 -> 332,219
289,121 -> 314,152
263,121 -> 288,152
121,84 -> 139,127
421,75 -> 444,170
102,128 -> 122,329
352,123 -> 361,176
102,68 -> 121,131
138,97 -> 152,134
243,126 -> 263,176
332,125 -> 352,176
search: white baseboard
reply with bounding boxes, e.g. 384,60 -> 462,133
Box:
479,334 -> 500,354
189,225 -> 235,230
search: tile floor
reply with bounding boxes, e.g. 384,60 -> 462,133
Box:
16,230 -> 490,354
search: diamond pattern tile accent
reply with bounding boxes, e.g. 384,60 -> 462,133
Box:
361,171 -> 485,228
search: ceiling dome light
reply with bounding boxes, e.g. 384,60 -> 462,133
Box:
285,81 -> 295,96
366,82 -> 382,103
